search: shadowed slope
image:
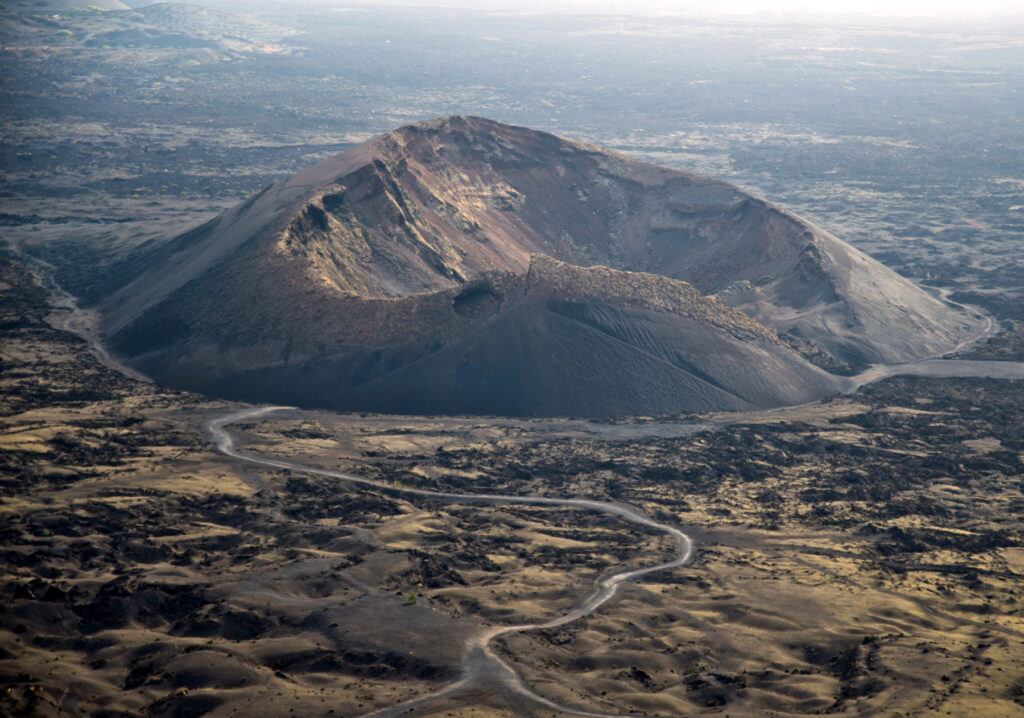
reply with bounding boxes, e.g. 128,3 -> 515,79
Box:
110,255 -> 840,417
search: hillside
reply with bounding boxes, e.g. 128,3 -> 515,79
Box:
90,116 -> 982,416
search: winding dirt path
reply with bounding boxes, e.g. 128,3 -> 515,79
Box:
208,340 -> 1024,717
210,407 -> 694,718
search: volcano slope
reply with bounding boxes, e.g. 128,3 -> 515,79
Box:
88,116 -> 981,417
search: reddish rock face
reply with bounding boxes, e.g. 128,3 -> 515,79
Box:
95,116 -> 983,416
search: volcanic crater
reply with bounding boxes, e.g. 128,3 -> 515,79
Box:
89,116 -> 982,416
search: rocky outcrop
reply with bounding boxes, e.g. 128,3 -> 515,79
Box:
524,255 -> 777,343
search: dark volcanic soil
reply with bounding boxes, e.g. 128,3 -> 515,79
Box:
2,252 -> 1022,717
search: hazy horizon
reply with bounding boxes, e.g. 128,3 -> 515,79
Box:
208,0 -> 1024,21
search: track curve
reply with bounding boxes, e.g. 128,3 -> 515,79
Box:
210,406 -> 694,718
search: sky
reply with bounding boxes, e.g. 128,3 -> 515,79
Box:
331,0 -> 1024,19
634,0 -> 1021,16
